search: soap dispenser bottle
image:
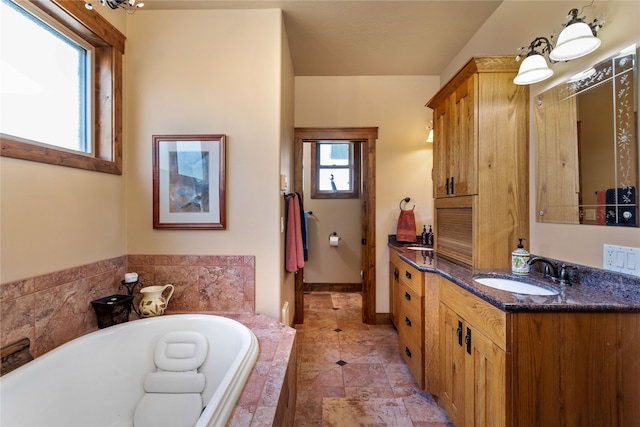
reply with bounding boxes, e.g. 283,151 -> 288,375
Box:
511,238 -> 530,275
427,225 -> 434,246
421,225 -> 428,245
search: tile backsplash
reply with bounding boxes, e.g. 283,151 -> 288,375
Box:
0,254 -> 255,358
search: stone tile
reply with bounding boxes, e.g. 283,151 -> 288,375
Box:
33,279 -> 89,356
237,361 -> 270,406
0,293 -> 35,349
296,386 -> 345,422
249,405 -> 276,426
0,278 -> 34,302
154,265 -> 199,311
258,362 -> 288,406
322,397 -> 413,427
298,365 -> 345,390
403,393 -> 452,423
198,265 -> 245,312
339,344 -> 380,364
342,363 -> 391,388
377,344 -> 405,364
344,386 -> 396,399
34,265 -> 86,292
384,363 -> 420,389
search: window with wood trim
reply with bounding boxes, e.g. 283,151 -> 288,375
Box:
0,0 -> 126,175
310,141 -> 361,199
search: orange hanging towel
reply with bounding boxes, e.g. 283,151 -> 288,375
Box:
396,209 -> 417,242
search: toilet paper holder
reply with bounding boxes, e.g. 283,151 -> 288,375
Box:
329,232 -> 342,246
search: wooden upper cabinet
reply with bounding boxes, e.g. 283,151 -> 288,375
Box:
427,56 -> 530,269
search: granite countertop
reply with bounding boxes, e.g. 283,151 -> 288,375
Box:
389,241 -> 640,313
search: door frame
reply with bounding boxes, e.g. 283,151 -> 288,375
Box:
293,127 -> 378,324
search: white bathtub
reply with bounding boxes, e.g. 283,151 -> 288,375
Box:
0,314 -> 259,427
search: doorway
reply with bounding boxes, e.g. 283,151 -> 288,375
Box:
293,127 -> 378,324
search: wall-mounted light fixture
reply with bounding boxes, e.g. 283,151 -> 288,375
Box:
426,121 -> 433,143
514,37 -> 555,85
549,7 -> 605,62
85,0 -> 144,14
513,1 -> 605,85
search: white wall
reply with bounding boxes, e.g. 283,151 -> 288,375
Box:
124,9 -> 290,320
440,0 -> 640,267
295,76 -> 441,312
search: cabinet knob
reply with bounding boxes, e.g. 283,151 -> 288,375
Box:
405,346 -> 412,358
405,271 -> 412,279
405,316 -> 412,327
445,177 -> 450,195
450,176 -> 455,194
457,321 -> 463,346
405,291 -> 411,301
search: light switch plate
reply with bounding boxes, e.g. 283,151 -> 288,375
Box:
603,244 -> 640,277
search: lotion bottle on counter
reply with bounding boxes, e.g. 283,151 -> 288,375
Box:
511,238 -> 530,275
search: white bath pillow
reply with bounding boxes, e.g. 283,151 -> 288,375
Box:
154,331 -> 208,372
144,371 -> 205,394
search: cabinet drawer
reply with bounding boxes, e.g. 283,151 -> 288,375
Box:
399,263 -> 423,295
440,277 -> 507,351
399,333 -> 424,388
399,303 -> 423,345
399,281 -> 422,318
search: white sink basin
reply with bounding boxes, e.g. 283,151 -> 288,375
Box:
404,246 -> 434,251
473,277 -> 559,296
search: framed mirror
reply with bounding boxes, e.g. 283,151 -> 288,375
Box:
535,44 -> 638,227
152,134 -> 226,229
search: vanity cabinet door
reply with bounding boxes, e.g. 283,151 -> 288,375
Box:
465,323 -> 506,427
440,303 -> 466,427
440,278 -> 508,427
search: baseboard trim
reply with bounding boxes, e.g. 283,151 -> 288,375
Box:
304,282 -> 362,293
375,313 -> 392,325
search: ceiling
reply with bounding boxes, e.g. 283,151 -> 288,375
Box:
139,1 -> 503,76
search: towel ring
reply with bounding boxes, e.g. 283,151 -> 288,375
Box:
399,197 -> 415,210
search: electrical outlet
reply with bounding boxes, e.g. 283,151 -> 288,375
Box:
603,244 -> 640,277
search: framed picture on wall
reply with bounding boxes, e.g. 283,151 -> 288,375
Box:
152,134 -> 226,229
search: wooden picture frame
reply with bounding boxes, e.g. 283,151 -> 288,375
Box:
152,134 -> 226,229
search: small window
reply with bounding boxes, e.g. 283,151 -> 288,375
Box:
1,0 -> 93,154
311,141 -> 361,199
0,0 -> 126,175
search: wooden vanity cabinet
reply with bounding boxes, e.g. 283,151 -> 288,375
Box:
438,276 -> 640,427
427,56 -> 529,269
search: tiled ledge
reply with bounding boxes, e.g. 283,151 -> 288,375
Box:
209,312 -> 297,426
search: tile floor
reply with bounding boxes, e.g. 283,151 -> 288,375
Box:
293,292 -> 453,426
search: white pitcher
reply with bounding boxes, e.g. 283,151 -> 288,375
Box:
139,284 -> 174,317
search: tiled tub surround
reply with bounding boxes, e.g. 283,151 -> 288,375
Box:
0,254 -> 256,356
1,254 -> 297,426
390,241 -> 640,312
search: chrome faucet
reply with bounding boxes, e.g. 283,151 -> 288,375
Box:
528,257 -> 575,285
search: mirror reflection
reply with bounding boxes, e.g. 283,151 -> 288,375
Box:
535,44 -> 638,227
